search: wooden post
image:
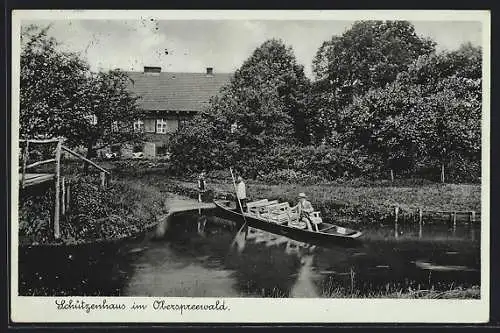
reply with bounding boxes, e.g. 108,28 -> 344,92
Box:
419,208 -> 423,226
453,211 -> 457,227
21,140 -> 29,188
100,171 -> 106,188
441,163 -> 445,183
61,177 -> 66,216
390,169 -> 394,183
54,140 -> 62,240
394,206 -> 399,239
66,182 -> 71,212
471,211 -> 476,223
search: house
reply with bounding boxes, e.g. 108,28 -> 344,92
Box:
123,66 -> 232,157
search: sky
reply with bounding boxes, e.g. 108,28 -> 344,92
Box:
22,19 -> 483,78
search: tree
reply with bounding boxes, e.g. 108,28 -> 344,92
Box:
310,21 -> 436,143
338,43 -> 482,182
339,82 -> 426,178
169,39 -> 311,174
20,25 -> 89,139
398,44 -> 482,182
20,25 -> 142,159
65,69 -> 143,159
227,39 -> 311,144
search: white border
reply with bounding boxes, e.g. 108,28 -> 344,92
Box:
10,10 -> 491,323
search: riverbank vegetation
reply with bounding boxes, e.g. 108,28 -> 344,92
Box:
169,21 -> 481,185
110,169 -> 480,224
269,284 -> 481,299
19,175 -> 166,246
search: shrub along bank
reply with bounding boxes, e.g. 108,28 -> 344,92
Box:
19,176 -> 167,246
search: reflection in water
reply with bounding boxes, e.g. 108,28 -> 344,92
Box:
197,216 -> 207,237
122,244 -> 239,297
290,254 -> 318,298
19,210 -> 481,297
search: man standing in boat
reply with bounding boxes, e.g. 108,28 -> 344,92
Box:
236,175 -> 247,212
198,170 -> 207,202
297,193 -> 316,231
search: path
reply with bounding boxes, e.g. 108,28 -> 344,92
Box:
155,193 -> 216,238
164,193 -> 216,213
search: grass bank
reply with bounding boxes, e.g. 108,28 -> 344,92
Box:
127,173 -> 480,224
271,285 -> 481,299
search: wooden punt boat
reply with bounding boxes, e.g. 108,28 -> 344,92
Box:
213,199 -> 363,244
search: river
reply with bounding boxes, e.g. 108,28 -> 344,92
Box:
18,209 -> 480,298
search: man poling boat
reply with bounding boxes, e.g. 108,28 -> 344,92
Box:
214,177 -> 363,245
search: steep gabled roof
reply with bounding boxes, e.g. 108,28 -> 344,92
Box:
126,71 -> 232,112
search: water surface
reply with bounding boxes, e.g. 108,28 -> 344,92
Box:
19,210 -> 480,297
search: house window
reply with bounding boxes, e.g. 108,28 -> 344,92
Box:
157,119 -> 167,134
165,119 -> 179,133
133,120 -> 144,132
144,119 -> 156,133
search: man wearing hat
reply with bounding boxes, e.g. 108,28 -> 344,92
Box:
297,193 -> 315,231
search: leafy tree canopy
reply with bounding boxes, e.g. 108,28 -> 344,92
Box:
337,43 -> 482,181
309,21 -> 436,144
169,39 -> 311,173
20,25 -> 142,157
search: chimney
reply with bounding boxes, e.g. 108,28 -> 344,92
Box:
206,67 -> 214,76
144,66 -> 161,75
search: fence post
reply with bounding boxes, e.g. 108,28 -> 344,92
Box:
66,181 -> 71,212
419,208 -> 423,226
21,140 -> 29,188
54,139 -> 62,240
61,176 -> 66,216
100,171 -> 106,188
453,211 -> 457,228
471,211 -> 476,223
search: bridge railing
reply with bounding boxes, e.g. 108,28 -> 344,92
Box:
19,137 -> 111,240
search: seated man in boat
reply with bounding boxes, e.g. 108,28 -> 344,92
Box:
296,192 -> 317,231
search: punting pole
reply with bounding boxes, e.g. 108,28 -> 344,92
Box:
230,167 -> 249,246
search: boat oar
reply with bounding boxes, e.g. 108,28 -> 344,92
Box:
230,167 -> 249,247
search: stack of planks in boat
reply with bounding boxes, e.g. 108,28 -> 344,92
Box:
213,199 -> 363,243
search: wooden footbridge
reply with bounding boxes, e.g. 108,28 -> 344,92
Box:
19,138 -> 110,240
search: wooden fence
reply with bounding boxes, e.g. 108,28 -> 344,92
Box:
19,138 -> 111,239
393,206 -> 480,226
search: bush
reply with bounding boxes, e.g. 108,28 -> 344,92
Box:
221,145 -> 374,182
19,176 -> 167,245
256,169 -> 326,185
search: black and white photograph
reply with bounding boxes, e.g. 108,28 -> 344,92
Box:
10,10 -> 490,323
